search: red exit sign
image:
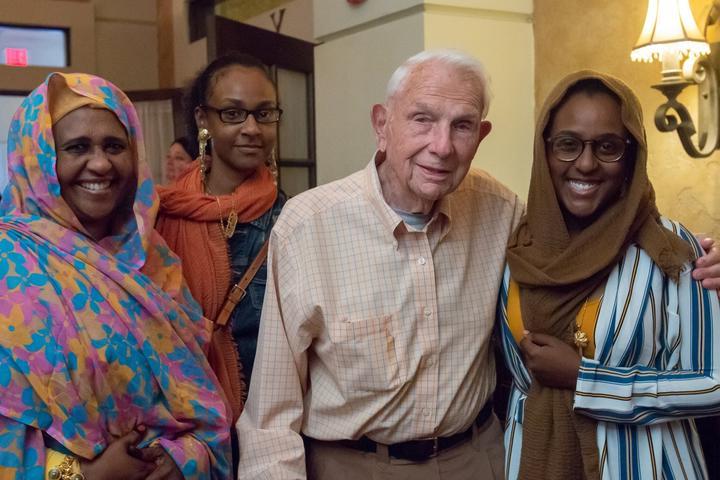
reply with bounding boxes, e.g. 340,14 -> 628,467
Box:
5,48 -> 28,67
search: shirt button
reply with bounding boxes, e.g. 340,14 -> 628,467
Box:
424,307 -> 432,317
422,408 -> 431,417
426,356 -> 435,367
417,256 -> 427,265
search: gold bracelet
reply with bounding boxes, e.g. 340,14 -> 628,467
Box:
47,454 -> 85,480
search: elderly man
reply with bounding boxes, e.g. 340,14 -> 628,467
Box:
237,50 -> 720,479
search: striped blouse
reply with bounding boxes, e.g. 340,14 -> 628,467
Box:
497,219 -> 720,479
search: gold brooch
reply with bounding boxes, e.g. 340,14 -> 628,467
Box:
574,330 -> 589,355
47,455 -> 85,480
574,297 -> 591,356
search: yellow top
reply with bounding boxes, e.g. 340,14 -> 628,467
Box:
507,279 -> 601,358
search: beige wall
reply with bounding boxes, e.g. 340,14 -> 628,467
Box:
94,0 -> 158,90
0,0 -> 159,91
424,1 -> 534,198
535,0 -> 720,239
427,0 -> 531,12
0,0 -> 96,91
95,0 -> 159,90
172,0 -> 208,88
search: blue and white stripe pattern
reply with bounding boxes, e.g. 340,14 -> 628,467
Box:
498,219 -> 720,479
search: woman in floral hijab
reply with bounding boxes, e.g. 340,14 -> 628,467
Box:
0,73 -> 230,479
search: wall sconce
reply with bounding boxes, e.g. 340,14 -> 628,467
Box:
631,0 -> 720,157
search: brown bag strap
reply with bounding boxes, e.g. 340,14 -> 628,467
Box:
215,239 -> 270,327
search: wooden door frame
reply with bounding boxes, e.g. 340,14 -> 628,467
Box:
0,89 -> 30,96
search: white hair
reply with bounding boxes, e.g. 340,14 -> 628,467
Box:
385,49 -> 492,118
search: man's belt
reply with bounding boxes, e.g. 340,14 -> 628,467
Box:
322,401 -> 494,462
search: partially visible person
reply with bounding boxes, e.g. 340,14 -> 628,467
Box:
157,52 -> 286,424
0,72 -> 230,479
694,237 -> 720,291
499,72 -> 720,479
165,136 -> 196,183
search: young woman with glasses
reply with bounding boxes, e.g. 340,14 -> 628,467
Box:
156,53 -> 286,430
497,72 -> 720,479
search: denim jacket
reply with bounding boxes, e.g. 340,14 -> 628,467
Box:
227,192 -> 285,383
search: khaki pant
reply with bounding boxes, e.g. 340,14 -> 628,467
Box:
306,415 -> 505,480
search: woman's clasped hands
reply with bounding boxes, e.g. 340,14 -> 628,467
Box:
80,426 -> 183,480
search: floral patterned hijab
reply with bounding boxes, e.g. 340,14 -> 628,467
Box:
0,73 -> 230,479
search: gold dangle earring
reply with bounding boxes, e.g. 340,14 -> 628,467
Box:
198,128 -> 211,183
267,147 -> 279,185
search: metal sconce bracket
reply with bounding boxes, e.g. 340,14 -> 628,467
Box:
652,47 -> 720,158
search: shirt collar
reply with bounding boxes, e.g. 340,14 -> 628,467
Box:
364,151 -> 453,242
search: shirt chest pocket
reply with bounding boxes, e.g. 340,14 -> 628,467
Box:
327,314 -> 405,393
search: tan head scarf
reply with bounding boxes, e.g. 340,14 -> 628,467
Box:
506,71 -> 695,479
49,74 -> 107,124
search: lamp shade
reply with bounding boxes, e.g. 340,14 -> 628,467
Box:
631,0 -> 710,62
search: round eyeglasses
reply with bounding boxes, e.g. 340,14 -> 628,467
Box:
546,134 -> 632,163
201,105 -> 283,124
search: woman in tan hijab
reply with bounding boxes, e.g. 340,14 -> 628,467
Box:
498,71 -> 720,479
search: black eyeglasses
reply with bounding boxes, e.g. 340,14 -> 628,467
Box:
546,134 -> 632,163
201,105 -> 283,124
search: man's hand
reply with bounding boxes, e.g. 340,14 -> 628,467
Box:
519,332 -> 581,390
694,237 -> 720,291
80,428 -> 156,480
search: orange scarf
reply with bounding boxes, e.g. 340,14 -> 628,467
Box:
157,163 -> 277,318
156,162 -> 277,420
